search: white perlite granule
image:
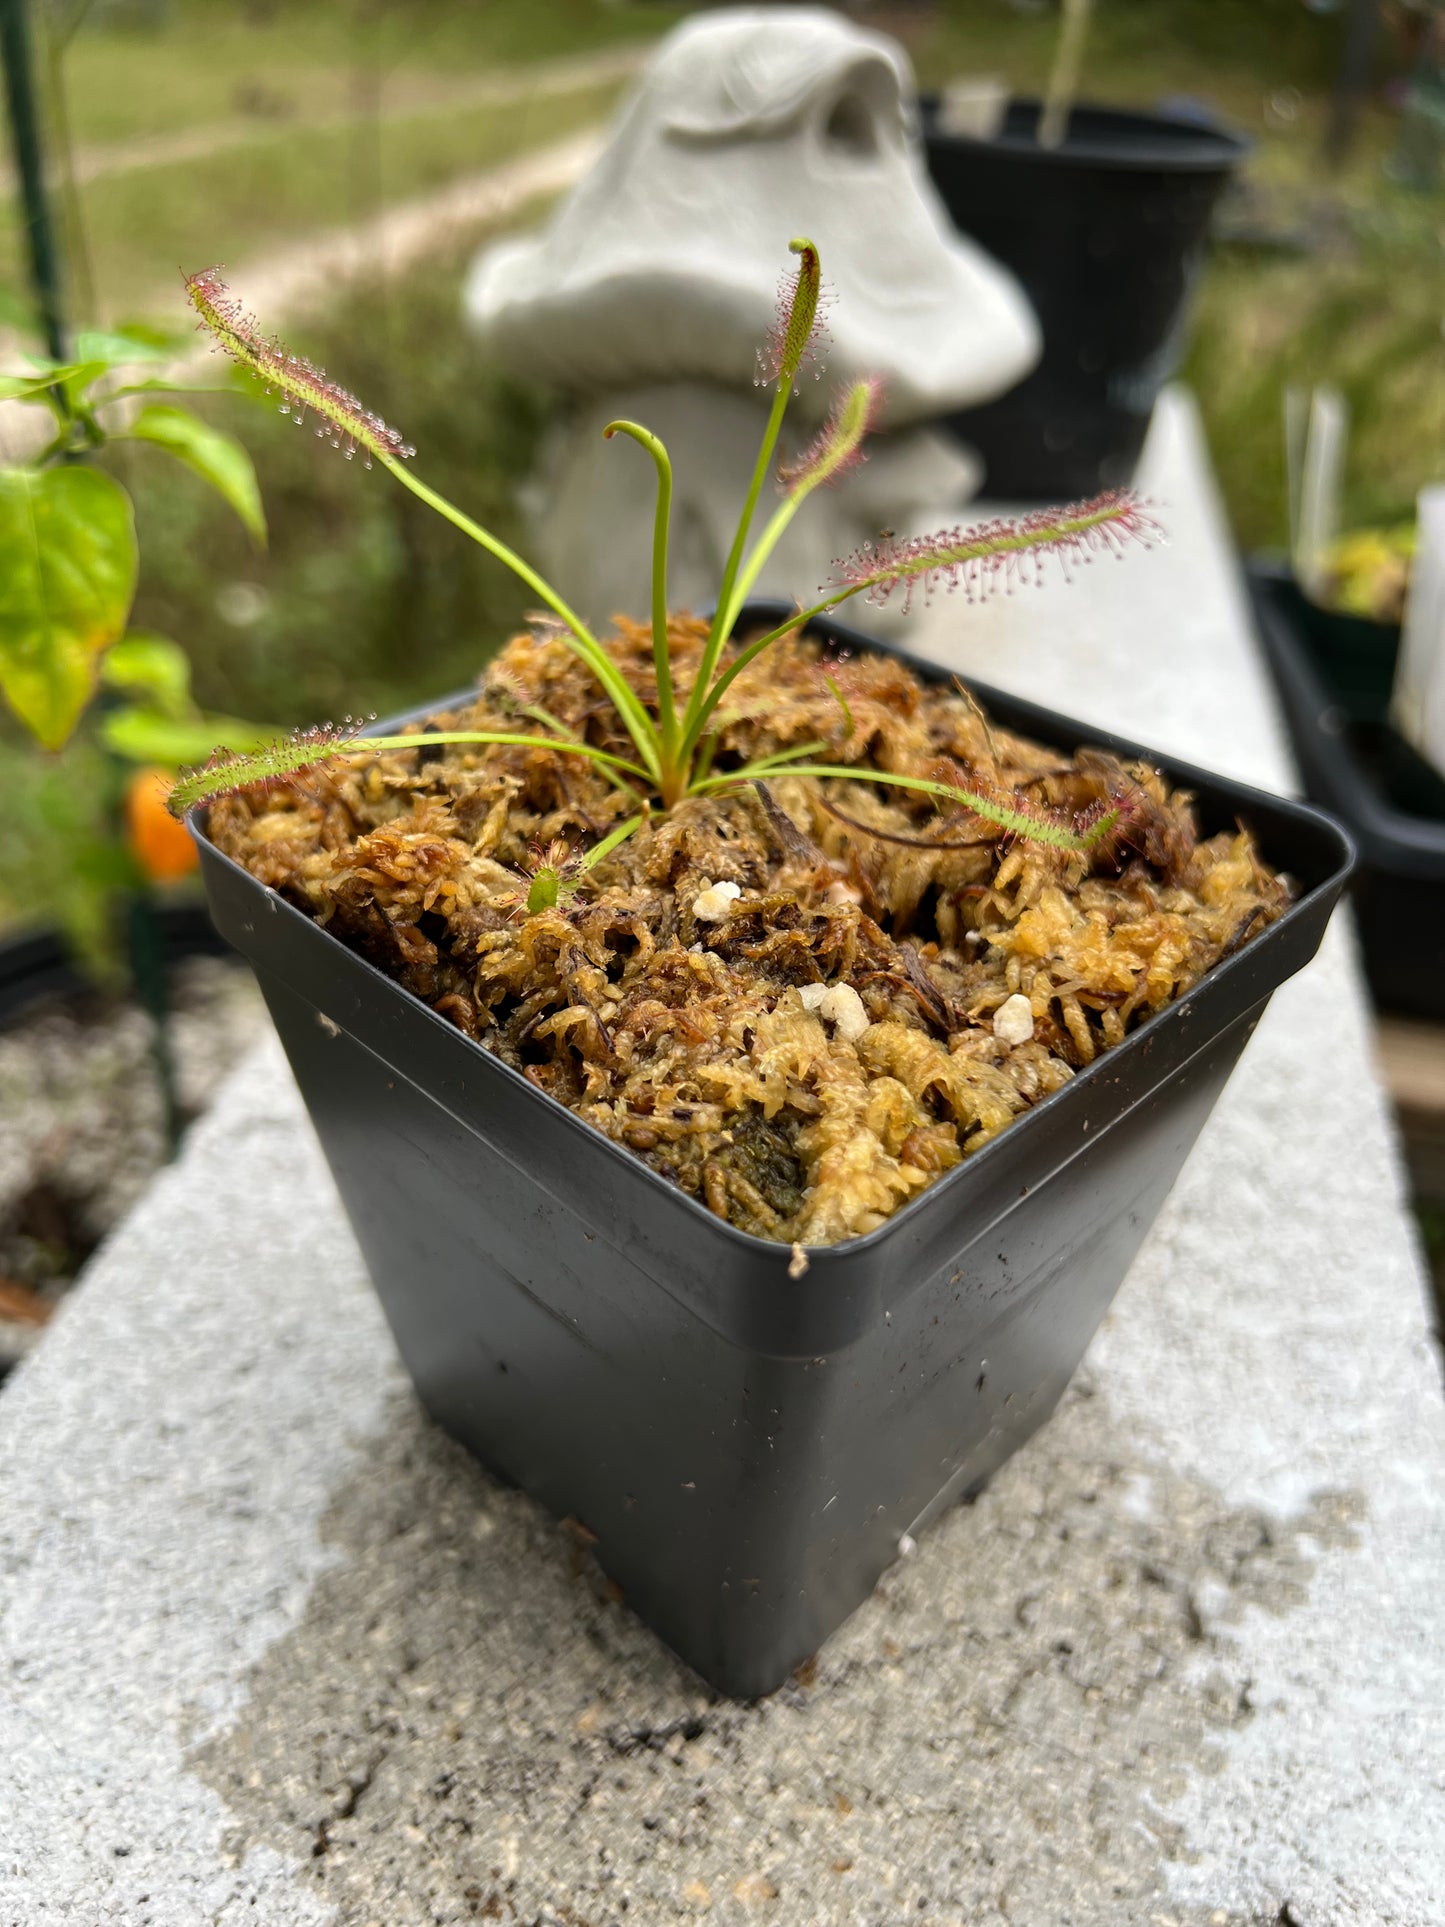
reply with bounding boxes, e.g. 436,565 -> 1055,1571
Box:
819,983 -> 871,1043
993,993 -> 1035,1046
692,879 -> 742,922
797,982 -> 871,1042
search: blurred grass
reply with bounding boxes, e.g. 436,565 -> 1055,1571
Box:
0,0 -> 643,321
10,76 -> 623,317
41,0 -> 679,145
905,0 -> 1345,112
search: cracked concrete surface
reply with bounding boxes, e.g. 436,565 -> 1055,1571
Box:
188,1367 -> 1367,1927
1,395 -> 1442,1924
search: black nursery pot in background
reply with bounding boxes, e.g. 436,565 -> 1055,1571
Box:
192,608 -> 1351,1698
921,97 -> 1247,499
1248,561 -> 1445,1022
0,901 -> 228,1029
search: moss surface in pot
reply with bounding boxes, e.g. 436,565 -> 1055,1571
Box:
177,244 -> 1290,1250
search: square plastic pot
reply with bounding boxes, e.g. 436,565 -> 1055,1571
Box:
192,607 -> 1352,1697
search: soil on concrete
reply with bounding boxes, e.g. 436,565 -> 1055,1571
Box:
188,1370 -> 1362,1927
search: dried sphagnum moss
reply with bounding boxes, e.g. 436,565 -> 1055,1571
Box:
209,616 -> 1290,1246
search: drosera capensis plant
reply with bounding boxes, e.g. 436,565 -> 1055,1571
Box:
172,245 -> 1160,855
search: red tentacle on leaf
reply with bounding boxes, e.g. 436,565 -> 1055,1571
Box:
757,238 -> 831,391
832,491 -> 1162,610
184,268 -> 413,468
780,376 -> 884,497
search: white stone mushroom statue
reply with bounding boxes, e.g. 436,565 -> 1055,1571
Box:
463,5 -> 1040,632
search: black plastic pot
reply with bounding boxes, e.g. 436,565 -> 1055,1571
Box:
0,901 -> 228,1029
192,607 -> 1352,1697
921,96 -> 1247,499
1248,560 -> 1445,1021
1249,563 -> 1402,722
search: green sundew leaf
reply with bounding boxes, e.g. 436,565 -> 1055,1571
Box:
99,632 -> 195,718
125,404 -> 266,546
525,865 -> 563,915
0,465 -> 138,749
581,812 -> 643,870
100,703 -> 271,769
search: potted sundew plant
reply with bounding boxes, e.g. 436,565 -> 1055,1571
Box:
178,244 -> 1352,1696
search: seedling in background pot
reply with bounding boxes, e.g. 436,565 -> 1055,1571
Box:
173,244 -> 1159,866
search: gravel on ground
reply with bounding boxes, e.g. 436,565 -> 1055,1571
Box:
0,953 -> 268,1374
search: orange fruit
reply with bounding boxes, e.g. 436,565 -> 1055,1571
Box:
125,767 -> 198,883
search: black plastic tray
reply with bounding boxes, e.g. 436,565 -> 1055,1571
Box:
1248,560 -> 1445,1021
192,606 -> 1353,1696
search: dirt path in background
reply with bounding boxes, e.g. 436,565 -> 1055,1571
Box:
210,124 -> 602,330
0,122 -> 607,459
0,43 -> 644,194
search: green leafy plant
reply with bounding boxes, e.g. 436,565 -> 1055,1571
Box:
173,243 -> 1157,860
0,323 -> 274,961
0,324 -> 267,756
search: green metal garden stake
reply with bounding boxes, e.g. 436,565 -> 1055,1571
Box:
0,0 -> 67,361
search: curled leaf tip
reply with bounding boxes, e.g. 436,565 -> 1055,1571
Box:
832,491 -> 1162,611
183,268 -> 413,467
759,238 -> 830,391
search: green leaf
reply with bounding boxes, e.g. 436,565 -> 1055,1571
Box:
100,703 -> 271,768
0,465 -> 138,749
105,376 -> 228,403
0,370 -> 59,402
125,403 -> 266,546
99,632 -> 194,718
1,331 -> 178,410
0,361 -> 102,406
74,328 -> 172,365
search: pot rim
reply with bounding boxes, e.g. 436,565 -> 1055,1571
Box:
190,606 -> 1353,1264
919,91 -> 1250,172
